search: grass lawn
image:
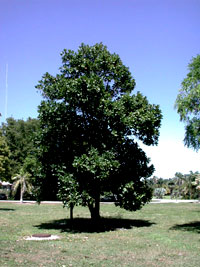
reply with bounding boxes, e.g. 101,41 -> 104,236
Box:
0,202 -> 200,266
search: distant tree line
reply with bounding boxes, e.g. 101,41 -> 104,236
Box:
148,172 -> 200,199
0,117 -> 39,199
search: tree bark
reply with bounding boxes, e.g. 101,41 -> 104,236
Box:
88,194 -> 101,221
70,203 -> 74,221
20,188 -> 23,203
69,203 -> 74,229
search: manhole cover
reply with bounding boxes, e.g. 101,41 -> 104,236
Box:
32,234 -> 51,238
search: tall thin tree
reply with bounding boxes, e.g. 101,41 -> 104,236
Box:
12,169 -> 32,203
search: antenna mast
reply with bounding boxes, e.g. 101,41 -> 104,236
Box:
5,63 -> 8,120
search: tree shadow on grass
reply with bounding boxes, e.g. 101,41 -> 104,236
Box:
34,217 -> 155,233
0,208 -> 15,211
170,221 -> 200,234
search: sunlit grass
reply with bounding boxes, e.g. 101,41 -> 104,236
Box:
0,202 -> 200,266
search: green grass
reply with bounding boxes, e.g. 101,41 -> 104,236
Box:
0,202 -> 200,266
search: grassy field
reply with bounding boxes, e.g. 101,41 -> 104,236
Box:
0,201 -> 200,266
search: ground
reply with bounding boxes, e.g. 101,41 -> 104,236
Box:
0,201 -> 199,266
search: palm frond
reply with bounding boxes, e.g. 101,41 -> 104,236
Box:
12,180 -> 20,194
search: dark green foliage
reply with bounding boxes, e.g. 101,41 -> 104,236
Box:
1,117 -> 39,178
0,132 -> 11,181
36,43 -> 162,218
175,55 -> 200,150
115,181 -> 153,211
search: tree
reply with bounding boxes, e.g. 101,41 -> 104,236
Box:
175,55 -> 200,150
192,174 -> 200,199
1,117 -> 39,177
154,188 -> 166,199
36,43 -> 162,220
12,168 -> 33,203
174,172 -> 185,198
0,132 -> 11,181
181,171 -> 199,199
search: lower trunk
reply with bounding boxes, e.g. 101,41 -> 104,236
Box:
88,195 -> 100,221
20,189 -> 23,203
70,203 -> 74,221
69,203 -> 74,229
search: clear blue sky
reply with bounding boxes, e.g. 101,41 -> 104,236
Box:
1,0 -> 200,178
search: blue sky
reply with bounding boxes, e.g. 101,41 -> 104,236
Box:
1,0 -> 200,178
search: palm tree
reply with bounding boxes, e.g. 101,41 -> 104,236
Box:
174,172 -> 185,199
181,172 -> 198,199
12,168 -> 32,203
192,173 -> 200,199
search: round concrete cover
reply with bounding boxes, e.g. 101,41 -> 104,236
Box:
25,234 -> 60,241
32,233 -> 51,238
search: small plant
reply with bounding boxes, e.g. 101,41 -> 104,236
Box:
154,188 -> 166,199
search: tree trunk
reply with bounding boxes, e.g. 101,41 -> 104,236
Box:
69,203 -> 74,229
70,203 -> 74,221
20,189 -> 23,203
88,194 -> 100,221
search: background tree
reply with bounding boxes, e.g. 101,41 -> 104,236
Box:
175,55 -> 200,150
36,43 -> 162,220
173,172 -> 185,198
154,188 -> 166,199
181,171 -> 198,199
149,172 -> 200,200
192,174 -> 200,199
147,176 -> 170,198
0,131 -> 11,181
1,117 -> 39,177
12,168 -> 33,203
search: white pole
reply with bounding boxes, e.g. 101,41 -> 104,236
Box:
5,63 -> 8,120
